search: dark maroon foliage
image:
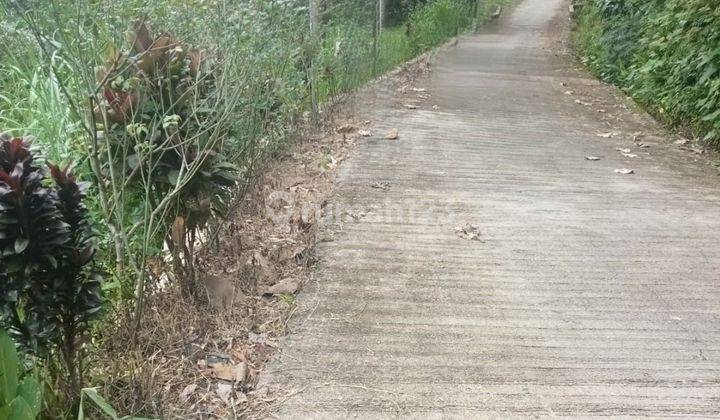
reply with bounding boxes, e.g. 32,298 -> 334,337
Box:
0,134 -> 102,392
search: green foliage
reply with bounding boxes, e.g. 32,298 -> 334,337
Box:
407,0 -> 472,53
93,20 -> 238,296
77,388 -> 154,420
314,0 -> 476,102
96,20 -> 237,204
574,0 -> 720,145
0,331 -> 41,420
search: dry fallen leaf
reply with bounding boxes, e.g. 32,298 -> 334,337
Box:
621,152 -> 638,158
404,104 -> 418,109
615,147 -> 631,153
674,138 -> 690,145
264,278 -> 300,295
208,361 -> 248,384
336,124 -> 358,134
358,129 -> 372,137
412,87 -> 427,92
614,168 -> 635,175
598,132 -> 617,138
585,156 -> 601,161
432,105 -> 439,110
216,383 -> 233,404
370,181 -> 391,190
385,128 -> 399,140
455,223 -> 483,241
564,90 -> 574,95
179,384 -> 197,401
574,99 -> 591,106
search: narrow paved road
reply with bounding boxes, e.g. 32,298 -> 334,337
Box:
262,0 -> 720,417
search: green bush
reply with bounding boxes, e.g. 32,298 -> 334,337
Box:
574,0 -> 720,145
0,331 -> 41,420
408,0 -> 473,52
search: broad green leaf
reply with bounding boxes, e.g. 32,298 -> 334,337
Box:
16,378 -> 40,417
6,396 -> 33,420
0,404 -> 10,418
13,239 -> 29,255
701,109 -> 720,122
79,388 -> 118,420
167,170 -> 180,186
0,332 -> 19,406
78,388 -> 156,420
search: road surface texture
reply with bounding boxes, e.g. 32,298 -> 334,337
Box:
260,0 -> 720,417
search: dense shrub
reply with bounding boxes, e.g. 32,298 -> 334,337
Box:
0,134 -> 102,402
93,21 -> 238,297
574,0 -> 720,144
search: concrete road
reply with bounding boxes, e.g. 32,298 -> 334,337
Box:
261,0 -> 720,417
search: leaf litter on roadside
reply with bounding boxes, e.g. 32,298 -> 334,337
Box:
614,168 -> 635,175
385,128 -> 399,140
585,156 -> 601,161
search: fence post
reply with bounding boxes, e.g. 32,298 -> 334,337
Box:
378,0 -> 385,32
372,0 -> 379,76
309,0 -> 321,119
310,0 -> 321,34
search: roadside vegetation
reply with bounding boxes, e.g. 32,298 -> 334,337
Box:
572,0 -> 720,146
0,0 -> 509,417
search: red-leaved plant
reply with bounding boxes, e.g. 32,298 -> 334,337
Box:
0,133 -> 102,398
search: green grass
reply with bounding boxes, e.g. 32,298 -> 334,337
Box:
313,1 -> 476,104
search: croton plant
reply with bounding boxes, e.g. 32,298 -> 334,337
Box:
94,20 -> 237,294
0,134 -> 102,388
94,20 -> 236,212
